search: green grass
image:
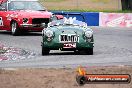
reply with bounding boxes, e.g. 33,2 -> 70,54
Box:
92,0 -> 110,3
39,0 -> 132,13
50,9 -> 132,13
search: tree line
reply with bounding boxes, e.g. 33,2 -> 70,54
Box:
121,0 -> 132,10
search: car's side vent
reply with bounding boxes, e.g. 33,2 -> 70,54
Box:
59,34 -> 79,43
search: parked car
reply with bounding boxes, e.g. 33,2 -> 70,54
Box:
0,0 -> 63,35
41,17 -> 94,55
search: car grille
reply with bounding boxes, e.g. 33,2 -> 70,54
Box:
59,34 -> 79,43
32,18 -> 50,24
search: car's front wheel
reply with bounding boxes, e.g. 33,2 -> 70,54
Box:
42,45 -> 50,55
86,48 -> 93,55
11,21 -> 20,36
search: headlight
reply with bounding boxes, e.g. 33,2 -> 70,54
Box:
45,30 -> 54,38
23,18 -> 28,23
84,31 -> 93,38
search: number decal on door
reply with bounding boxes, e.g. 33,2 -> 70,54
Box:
0,17 -> 3,26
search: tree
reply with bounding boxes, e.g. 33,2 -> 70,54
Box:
128,0 -> 132,10
121,0 -> 132,10
121,0 -> 129,10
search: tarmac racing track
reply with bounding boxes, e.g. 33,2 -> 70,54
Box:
0,27 -> 132,68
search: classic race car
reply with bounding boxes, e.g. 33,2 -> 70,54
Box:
0,0 -> 63,35
41,17 -> 94,55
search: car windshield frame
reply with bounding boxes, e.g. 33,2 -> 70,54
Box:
48,18 -> 87,27
8,1 -> 46,11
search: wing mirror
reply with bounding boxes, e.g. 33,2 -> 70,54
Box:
0,4 -> 6,11
1,7 -> 6,11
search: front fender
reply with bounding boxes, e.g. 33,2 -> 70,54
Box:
10,17 -> 23,27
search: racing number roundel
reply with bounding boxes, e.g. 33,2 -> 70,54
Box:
0,17 -> 3,26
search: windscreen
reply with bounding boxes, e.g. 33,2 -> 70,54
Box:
8,1 -> 45,11
48,17 -> 87,27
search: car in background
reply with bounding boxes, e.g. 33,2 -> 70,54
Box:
0,0 -> 63,35
41,17 -> 94,55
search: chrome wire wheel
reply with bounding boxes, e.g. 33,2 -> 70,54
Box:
11,21 -> 19,36
11,22 -> 17,34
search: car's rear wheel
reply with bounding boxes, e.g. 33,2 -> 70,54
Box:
11,21 -> 20,36
42,45 -> 50,55
86,48 -> 93,55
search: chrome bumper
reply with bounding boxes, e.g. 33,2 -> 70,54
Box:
20,24 -> 45,28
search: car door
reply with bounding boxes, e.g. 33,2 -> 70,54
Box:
0,1 -> 10,30
0,3 -> 5,30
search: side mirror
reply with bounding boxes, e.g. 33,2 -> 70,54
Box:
1,7 -> 6,11
0,6 -> 6,11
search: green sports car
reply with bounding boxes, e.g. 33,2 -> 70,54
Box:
41,17 -> 94,55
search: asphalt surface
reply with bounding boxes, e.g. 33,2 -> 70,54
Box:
0,27 -> 132,68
